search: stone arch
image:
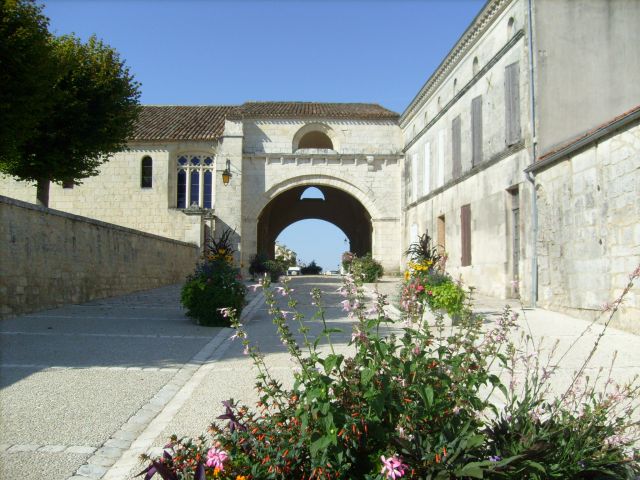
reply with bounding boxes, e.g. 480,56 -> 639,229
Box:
248,174 -> 382,221
256,182 -> 373,260
292,123 -> 340,152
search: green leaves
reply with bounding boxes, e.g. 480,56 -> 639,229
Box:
0,3 -> 140,205
322,353 -> 343,375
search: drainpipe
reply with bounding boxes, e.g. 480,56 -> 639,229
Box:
526,0 -> 538,308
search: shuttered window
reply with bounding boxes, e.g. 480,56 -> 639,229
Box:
471,95 -> 483,166
437,215 -> 446,254
505,62 -> 521,146
452,116 -> 461,178
461,204 -> 471,266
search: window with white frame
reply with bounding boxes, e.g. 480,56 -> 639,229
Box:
437,130 -> 446,187
176,154 -> 215,209
411,153 -> 419,202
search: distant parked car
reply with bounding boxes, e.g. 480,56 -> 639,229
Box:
287,266 -> 301,276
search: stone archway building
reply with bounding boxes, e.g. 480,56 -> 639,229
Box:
2,0 -> 639,330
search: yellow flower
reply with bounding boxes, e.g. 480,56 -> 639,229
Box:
236,476 -> 248,480
404,270 -> 410,281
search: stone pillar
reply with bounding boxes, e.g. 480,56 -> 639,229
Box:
372,217 -> 402,274
214,119 -> 244,266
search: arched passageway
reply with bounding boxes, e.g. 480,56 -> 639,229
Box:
257,185 -> 372,259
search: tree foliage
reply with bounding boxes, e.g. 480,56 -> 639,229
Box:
0,0 -> 55,164
0,0 -> 141,206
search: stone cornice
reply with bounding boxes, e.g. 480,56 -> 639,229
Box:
404,140 -> 525,210
244,153 -> 403,163
400,0 -> 511,127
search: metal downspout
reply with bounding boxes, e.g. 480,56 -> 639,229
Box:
526,0 -> 538,308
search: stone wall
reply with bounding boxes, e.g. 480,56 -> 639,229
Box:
0,141 -> 211,246
242,119 -> 403,155
0,195 -> 199,318
535,120 -> 640,333
534,0 -> 640,156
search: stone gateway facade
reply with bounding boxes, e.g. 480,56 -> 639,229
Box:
2,0 -> 639,331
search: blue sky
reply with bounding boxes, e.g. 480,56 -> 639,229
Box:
43,0 -> 484,271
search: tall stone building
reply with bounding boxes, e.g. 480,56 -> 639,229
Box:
401,0 -> 639,330
2,0 -> 639,330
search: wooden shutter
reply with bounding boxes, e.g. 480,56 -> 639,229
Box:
452,116 -> 461,178
471,95 -> 483,166
437,215 -> 446,254
505,62 -> 521,146
461,204 -> 471,266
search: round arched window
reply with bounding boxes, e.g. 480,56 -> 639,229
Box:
298,131 -> 333,150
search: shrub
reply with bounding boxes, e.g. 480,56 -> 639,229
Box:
427,280 -> 466,317
341,251 -> 354,271
300,260 -> 322,275
180,259 -> 246,327
264,259 -> 286,282
350,253 -> 383,283
248,253 -> 268,279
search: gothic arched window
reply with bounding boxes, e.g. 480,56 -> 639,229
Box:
176,155 -> 215,209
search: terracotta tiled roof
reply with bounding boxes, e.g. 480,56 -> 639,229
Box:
131,105 -> 237,141
231,102 -> 399,120
131,102 -> 398,141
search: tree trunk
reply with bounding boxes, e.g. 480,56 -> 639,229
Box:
36,178 -> 50,207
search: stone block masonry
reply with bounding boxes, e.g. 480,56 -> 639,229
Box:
0,195 -> 199,318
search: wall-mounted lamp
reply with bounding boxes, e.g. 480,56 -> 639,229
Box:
222,159 -> 232,186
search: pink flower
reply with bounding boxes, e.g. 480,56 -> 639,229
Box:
412,344 -> 421,355
340,299 -> 351,312
416,285 -> 424,292
248,283 -> 263,292
205,446 -> 228,470
381,454 -> 408,479
351,329 -> 368,344
218,307 -> 233,318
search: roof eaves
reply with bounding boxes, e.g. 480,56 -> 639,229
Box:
526,105 -> 640,173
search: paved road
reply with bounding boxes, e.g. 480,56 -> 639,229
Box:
1,276 -> 639,479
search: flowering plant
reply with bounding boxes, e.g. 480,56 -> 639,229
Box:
341,251 -> 355,271
205,228 -> 236,265
143,264 -> 640,479
180,259 -> 246,327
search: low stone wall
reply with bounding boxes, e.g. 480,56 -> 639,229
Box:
0,195 -> 199,318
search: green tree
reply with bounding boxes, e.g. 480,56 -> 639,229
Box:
0,0 -> 56,166
0,2 -> 141,206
